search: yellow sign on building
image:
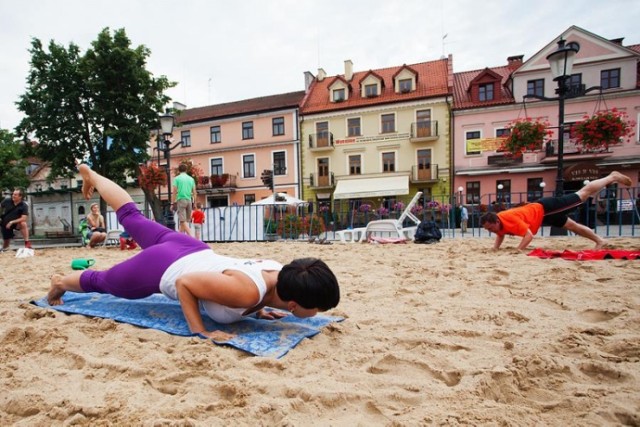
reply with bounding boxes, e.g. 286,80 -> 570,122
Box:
466,137 -> 506,152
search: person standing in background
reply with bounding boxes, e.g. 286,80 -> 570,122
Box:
172,163 -> 196,236
191,203 -> 205,240
460,205 -> 469,234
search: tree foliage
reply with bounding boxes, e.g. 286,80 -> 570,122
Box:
0,129 -> 30,193
15,27 -> 175,217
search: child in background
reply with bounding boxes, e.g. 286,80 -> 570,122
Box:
119,231 -> 137,250
191,203 -> 205,240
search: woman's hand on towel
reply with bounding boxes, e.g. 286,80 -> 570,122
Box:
256,309 -> 288,320
199,330 -> 235,341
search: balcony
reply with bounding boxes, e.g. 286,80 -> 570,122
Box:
410,163 -> 440,183
410,120 -> 439,142
196,174 -> 237,194
309,132 -> 335,151
540,139 -> 613,163
309,172 -> 335,189
487,154 -> 524,166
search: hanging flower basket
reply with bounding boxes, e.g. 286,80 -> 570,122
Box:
571,108 -> 636,152
138,163 -> 167,191
500,117 -> 552,157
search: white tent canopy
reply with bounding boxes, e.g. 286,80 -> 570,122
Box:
251,193 -> 307,206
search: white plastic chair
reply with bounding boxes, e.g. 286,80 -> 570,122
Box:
360,192 -> 423,242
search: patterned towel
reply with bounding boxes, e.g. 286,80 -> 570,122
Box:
32,293 -> 342,358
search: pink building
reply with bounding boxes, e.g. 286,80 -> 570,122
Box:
158,92 -> 305,207
453,26 -> 640,209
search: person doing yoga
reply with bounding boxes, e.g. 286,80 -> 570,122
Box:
48,165 -> 340,341
480,171 -> 633,251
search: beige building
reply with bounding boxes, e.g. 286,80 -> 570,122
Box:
300,58 -> 453,211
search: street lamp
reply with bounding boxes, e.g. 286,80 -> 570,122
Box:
457,186 -> 464,206
497,184 -> 504,203
546,38 -> 580,197
158,110 -> 178,230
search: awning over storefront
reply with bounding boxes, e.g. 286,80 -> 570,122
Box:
333,176 -> 409,200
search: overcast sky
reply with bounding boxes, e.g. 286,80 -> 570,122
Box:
1,0 -> 638,130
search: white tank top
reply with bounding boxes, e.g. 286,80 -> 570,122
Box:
159,249 -> 283,324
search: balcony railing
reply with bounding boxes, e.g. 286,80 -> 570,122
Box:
197,174 -> 237,193
410,120 -> 439,141
410,163 -> 440,182
309,172 -> 335,188
487,154 -> 524,166
309,132 -> 335,150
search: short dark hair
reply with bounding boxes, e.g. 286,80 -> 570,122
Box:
178,163 -> 188,173
277,258 -> 340,310
480,211 -> 499,226
13,188 -> 25,199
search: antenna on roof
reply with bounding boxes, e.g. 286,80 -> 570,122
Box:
441,33 -> 448,59
208,77 -> 212,105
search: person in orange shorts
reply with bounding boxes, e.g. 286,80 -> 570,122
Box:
480,171 -> 632,250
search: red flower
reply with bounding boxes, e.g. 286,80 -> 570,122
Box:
499,117 -> 551,157
571,109 -> 636,152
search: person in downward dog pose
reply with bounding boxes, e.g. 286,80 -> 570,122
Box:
48,165 -> 340,340
480,171 -> 633,250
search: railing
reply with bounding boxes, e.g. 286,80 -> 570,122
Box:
197,174 -> 237,191
309,132 -> 335,149
309,172 -> 335,188
410,164 -> 439,182
410,120 -> 439,140
102,187 -> 638,242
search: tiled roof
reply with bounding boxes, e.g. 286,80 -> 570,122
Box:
300,58 -> 451,115
176,91 -> 306,124
627,43 -> 640,54
452,65 -> 514,110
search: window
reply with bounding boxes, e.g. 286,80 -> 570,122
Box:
333,88 -> 345,102
210,158 -> 223,176
242,154 -> 255,178
317,158 -> 329,187
567,73 -> 582,94
601,68 -> 620,89
272,117 -> 285,136
496,128 -> 511,138
417,149 -> 432,180
465,130 -> 481,155
496,179 -> 511,203
527,79 -> 544,97
180,130 -> 191,147
479,83 -> 494,101
315,121 -> 329,147
466,182 -> 480,204
382,152 -> 395,172
399,79 -> 412,92
364,84 -> 378,97
273,151 -> 286,175
381,113 -> 395,133
416,109 -> 432,137
244,194 -> 255,205
349,155 -> 361,175
242,121 -> 254,140
527,178 -> 544,202
347,117 -> 361,137
210,126 -> 221,144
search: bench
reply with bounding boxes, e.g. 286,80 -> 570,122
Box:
45,231 -> 74,238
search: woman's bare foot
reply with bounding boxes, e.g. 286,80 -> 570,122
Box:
48,274 -> 66,306
78,164 -> 95,200
611,171 -> 632,187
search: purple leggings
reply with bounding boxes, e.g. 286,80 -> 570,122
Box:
80,203 -> 209,299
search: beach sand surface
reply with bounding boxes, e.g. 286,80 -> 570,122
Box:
1,236 -> 639,425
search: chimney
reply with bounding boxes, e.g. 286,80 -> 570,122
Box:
344,59 -> 353,81
173,101 -> 187,111
304,71 -> 314,91
609,37 -> 624,46
317,68 -> 326,82
507,55 -> 524,70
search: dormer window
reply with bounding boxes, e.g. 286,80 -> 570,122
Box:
399,79 -> 412,93
333,88 -> 345,102
479,83 -> 494,101
364,84 -> 378,97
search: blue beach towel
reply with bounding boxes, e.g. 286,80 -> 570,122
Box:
32,293 -> 342,358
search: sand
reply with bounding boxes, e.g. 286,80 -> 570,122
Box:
1,236 -> 639,426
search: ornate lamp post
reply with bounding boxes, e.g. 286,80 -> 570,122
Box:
457,186 -> 464,206
158,111 -> 178,230
545,38 -> 580,197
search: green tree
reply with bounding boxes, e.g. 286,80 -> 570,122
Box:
0,129 -> 30,193
16,27 -> 174,219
